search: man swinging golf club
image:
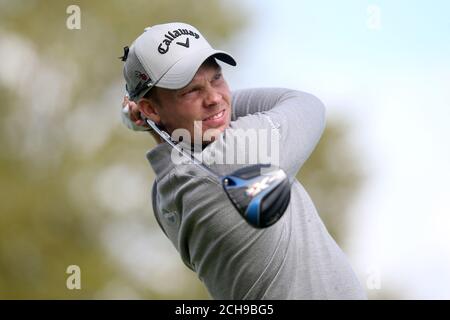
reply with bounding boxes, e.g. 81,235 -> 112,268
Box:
121,22 -> 366,299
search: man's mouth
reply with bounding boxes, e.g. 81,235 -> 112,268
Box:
203,109 -> 225,121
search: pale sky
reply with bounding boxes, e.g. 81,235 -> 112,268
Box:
224,0 -> 450,299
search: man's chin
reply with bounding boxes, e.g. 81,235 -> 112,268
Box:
201,126 -> 224,144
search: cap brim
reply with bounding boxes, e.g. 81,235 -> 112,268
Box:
155,47 -> 236,90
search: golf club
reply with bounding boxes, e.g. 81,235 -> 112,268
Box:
141,115 -> 291,228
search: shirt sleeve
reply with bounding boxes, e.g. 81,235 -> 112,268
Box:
231,87 -> 298,120
226,88 -> 326,180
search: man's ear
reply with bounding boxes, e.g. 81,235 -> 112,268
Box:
138,98 -> 161,124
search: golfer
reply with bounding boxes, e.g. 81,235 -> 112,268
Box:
121,22 -> 366,299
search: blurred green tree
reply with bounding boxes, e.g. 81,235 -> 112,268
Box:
0,0 -> 243,299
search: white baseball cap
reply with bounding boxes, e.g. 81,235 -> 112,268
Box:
122,22 -> 237,101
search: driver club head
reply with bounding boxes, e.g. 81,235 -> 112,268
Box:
222,164 -> 291,228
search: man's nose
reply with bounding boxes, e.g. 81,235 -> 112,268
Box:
204,86 -> 221,107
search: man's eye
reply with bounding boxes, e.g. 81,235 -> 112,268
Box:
184,88 -> 197,96
213,73 -> 222,81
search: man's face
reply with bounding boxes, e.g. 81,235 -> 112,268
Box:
148,60 -> 232,145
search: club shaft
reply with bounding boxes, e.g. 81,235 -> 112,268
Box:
145,118 -> 220,178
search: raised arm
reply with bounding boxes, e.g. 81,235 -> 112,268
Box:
265,89 -> 326,178
217,88 -> 326,180
231,87 -> 305,119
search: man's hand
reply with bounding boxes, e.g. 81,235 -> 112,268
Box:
121,95 -> 164,144
121,95 -> 149,130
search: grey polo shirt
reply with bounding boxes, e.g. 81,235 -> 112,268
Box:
146,88 -> 367,299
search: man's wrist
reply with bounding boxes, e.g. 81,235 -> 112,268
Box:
121,103 -> 151,131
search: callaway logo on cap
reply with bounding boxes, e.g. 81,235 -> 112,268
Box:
122,22 -> 236,101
